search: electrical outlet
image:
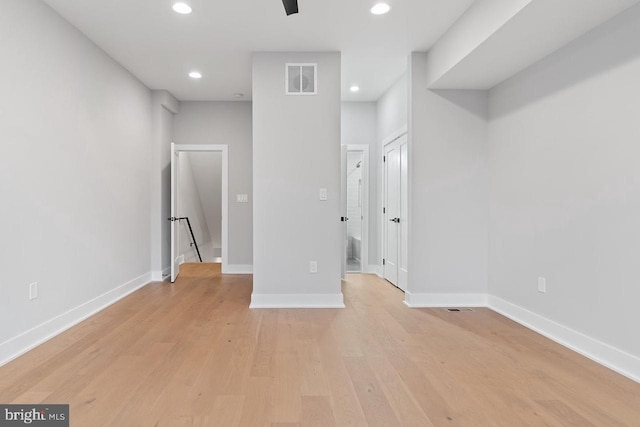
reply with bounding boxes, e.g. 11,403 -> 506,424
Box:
309,261 -> 318,273
538,277 -> 546,294
319,188 -> 328,201
29,282 -> 38,300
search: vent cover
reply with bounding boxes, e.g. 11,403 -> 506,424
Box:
446,308 -> 474,312
286,63 -> 317,95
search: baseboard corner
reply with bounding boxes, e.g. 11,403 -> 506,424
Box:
151,267 -> 170,282
365,264 -> 383,277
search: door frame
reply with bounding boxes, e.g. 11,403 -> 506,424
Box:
382,132 -> 408,291
171,143 -> 229,281
345,144 -> 369,273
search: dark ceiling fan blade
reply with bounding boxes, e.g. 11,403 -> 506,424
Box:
282,0 -> 299,15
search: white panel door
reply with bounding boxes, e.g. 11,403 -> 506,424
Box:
383,135 -> 408,291
341,145 -> 348,279
170,144 -> 180,283
384,143 -> 400,286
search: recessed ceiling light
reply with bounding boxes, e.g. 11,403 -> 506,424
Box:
350,85 -> 360,93
188,71 -> 202,79
172,2 -> 192,14
234,93 -> 245,98
370,3 -> 391,15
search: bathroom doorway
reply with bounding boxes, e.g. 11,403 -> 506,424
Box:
343,145 -> 369,274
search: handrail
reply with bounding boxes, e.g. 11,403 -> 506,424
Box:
167,216 -> 203,262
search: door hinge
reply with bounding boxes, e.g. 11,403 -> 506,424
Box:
383,155 -> 386,162
383,207 -> 386,214
383,259 -> 386,265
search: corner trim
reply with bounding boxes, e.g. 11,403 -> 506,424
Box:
487,295 -> 640,384
403,292 -> 488,308
250,293 -> 345,309
0,272 -> 152,367
223,264 -> 253,274
151,267 -> 170,282
365,264 -> 383,277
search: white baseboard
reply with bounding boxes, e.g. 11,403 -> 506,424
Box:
184,253 -> 199,263
404,292 -> 488,308
250,293 -> 345,309
487,296 -> 640,384
365,264 -> 383,277
0,272 -> 152,367
151,267 -> 170,282
402,291 -> 640,382
223,264 -> 253,274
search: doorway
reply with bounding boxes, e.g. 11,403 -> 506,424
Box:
171,143 -> 228,283
341,145 -> 369,277
383,134 -> 408,291
178,151 -> 223,263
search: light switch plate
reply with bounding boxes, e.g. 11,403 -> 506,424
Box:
29,282 -> 38,300
538,277 -> 546,293
319,188 -> 328,201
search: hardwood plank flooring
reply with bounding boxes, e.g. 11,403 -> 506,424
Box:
1,263 -> 639,426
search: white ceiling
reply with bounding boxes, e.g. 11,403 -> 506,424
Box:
42,0 -> 474,101
430,0 -> 640,89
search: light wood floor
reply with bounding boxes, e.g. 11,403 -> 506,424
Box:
1,263 -> 639,426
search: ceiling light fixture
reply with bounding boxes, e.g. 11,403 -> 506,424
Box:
370,3 -> 391,15
350,85 -> 360,93
172,2 -> 192,14
188,71 -> 202,79
234,93 -> 244,98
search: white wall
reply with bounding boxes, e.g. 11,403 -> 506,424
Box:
178,154 -> 212,262
150,90 -> 178,279
341,102 -> 378,266
0,0 -> 152,360
342,102 -> 378,147
377,74 -> 408,142
376,74 -> 409,272
488,4 -> 640,359
407,52 -> 489,303
252,52 -> 343,307
173,102 -> 253,267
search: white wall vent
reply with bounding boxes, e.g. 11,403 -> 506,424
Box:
286,63 -> 317,95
